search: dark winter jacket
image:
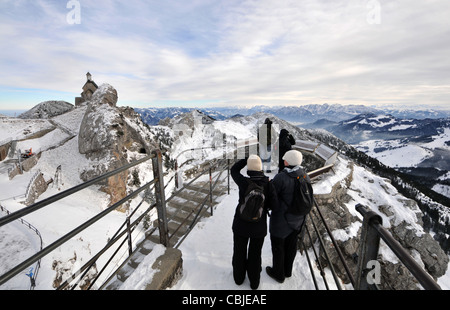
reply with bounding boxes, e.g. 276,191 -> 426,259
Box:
231,159 -> 279,238
257,118 -> 277,147
278,129 -> 296,172
270,166 -> 306,239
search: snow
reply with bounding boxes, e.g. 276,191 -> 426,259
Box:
118,244 -> 166,290
346,164 -> 424,231
356,139 -> 433,168
389,124 -> 417,131
359,115 -> 397,128
312,156 -> 351,195
0,106 -> 145,290
432,184 -> 450,198
0,118 -> 54,143
170,169 -> 339,290
1,106 -> 449,291
423,127 -> 450,150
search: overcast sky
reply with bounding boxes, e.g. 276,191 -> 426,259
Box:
1,0 -> 449,110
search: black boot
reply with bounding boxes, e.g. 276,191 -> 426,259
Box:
266,267 -> 284,283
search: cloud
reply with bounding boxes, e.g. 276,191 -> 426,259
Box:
0,0 -> 449,110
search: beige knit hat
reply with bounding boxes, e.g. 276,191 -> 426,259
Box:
282,150 -> 303,166
247,155 -> 263,171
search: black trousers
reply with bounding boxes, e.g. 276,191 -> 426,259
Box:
270,229 -> 301,281
232,234 -> 265,288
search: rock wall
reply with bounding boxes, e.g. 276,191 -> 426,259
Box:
25,172 -> 49,206
77,85 -> 152,209
0,141 -> 11,161
306,159 -> 448,290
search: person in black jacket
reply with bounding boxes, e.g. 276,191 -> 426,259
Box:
278,129 -> 295,173
231,155 -> 278,290
257,118 -> 277,173
267,150 -> 308,283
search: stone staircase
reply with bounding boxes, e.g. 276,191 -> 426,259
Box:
101,179 -> 228,290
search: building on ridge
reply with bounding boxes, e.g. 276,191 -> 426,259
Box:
75,72 -> 98,106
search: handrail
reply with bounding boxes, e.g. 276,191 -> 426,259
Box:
0,154 -> 155,228
299,197 -> 357,290
312,199 -> 356,287
0,204 -> 43,289
174,165 -> 229,248
355,204 -> 441,290
0,151 -> 161,288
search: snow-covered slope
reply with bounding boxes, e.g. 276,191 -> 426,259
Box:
171,159 -> 450,290
0,87 -> 161,289
18,101 -> 74,120
1,103 -> 449,290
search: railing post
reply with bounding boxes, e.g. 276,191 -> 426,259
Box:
227,159 -> 230,195
126,217 -> 133,256
355,204 -> 383,290
175,159 -> 179,189
152,149 -> 169,247
209,166 -> 213,216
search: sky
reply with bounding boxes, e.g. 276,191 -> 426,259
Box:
0,0 -> 449,111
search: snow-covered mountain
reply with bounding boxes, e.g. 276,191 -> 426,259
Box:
136,104 -> 450,126
305,113 -> 450,202
306,113 -> 450,143
1,96 -> 449,290
135,107 -> 228,125
18,101 -> 74,120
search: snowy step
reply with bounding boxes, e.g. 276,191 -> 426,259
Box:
175,191 -> 221,207
102,178 -> 229,289
184,182 -> 228,196
168,197 -> 213,216
102,238 -> 158,290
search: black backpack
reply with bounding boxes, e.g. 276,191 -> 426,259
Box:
284,170 -> 314,216
239,179 -> 266,222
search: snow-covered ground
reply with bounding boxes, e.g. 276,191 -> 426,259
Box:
170,160 -> 450,291
1,108 -> 449,291
355,140 -> 433,168
171,171 -> 340,290
355,127 -> 449,169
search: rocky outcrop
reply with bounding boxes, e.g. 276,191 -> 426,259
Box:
90,84 -> 118,107
77,84 -> 152,209
25,171 -> 49,206
306,159 -> 448,290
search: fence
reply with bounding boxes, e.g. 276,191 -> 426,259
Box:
0,150 -> 167,288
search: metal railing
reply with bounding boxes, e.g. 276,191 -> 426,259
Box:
355,204 -> 441,290
3,140 -> 438,290
0,149 -> 168,288
301,202 -> 442,290
300,199 -> 356,290
170,158 -> 232,249
0,204 -> 43,290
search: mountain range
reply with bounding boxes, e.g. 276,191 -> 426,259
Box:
135,103 -> 450,126
135,105 -> 450,202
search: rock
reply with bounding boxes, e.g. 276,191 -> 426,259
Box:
91,84 -> 118,107
78,84 -> 151,208
305,159 -> 448,289
18,101 -> 74,119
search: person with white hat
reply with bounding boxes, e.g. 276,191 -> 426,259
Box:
266,150 -> 310,283
230,155 -> 278,289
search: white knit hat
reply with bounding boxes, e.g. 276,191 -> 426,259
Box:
282,150 -> 303,166
247,155 -> 262,171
